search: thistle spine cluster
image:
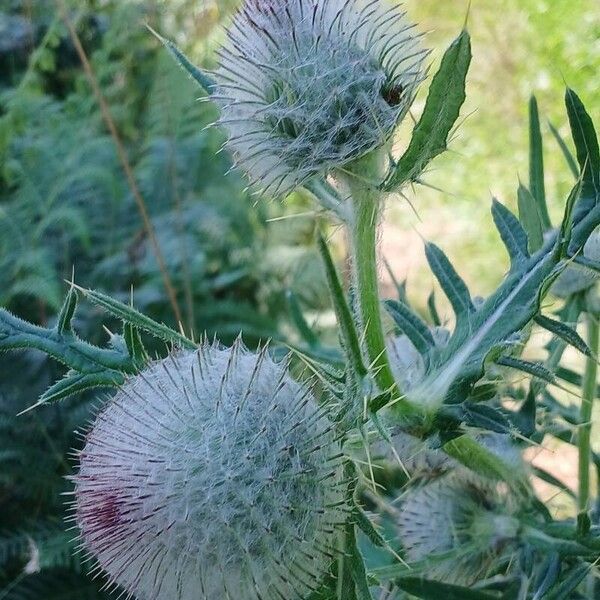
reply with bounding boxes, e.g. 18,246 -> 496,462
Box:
71,342 -> 347,600
215,0 -> 426,196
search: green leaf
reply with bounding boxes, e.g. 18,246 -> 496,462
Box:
425,242 -> 474,324
546,563 -> 590,600
529,96 -> 551,229
462,403 -> 511,434
123,323 -> 148,366
0,307 -> 135,375
549,121 -> 579,178
491,199 -> 529,268
383,30 -> 471,191
443,434 -> 523,484
565,88 -> 600,203
32,370 -> 125,409
534,314 -> 592,357
531,466 -> 576,499
383,259 -> 407,303
348,526 -> 375,600
56,287 -> 77,334
75,286 -> 196,350
396,577 -> 500,599
496,356 -> 556,384
384,299 -> 435,356
317,232 -> 367,379
353,507 -> 386,549
147,26 -> 216,95
518,183 -> 544,253
286,290 -> 320,348
532,553 -> 561,600
427,291 -> 441,326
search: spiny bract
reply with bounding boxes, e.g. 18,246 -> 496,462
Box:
215,0 -> 426,196
71,342 -> 348,600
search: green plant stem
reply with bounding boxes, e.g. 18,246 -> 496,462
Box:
345,171 -> 400,402
578,308 -> 599,513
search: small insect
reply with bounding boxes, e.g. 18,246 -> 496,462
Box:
382,82 -> 405,106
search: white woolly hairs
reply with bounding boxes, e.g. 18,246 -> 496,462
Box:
71,342 -> 348,600
215,0 -> 426,196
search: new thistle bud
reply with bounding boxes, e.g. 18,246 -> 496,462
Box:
215,0 -> 426,196
71,342 -> 347,600
396,474 -> 519,585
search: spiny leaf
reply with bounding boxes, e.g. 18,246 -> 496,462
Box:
549,121 -> 579,178
535,314 -> 592,357
74,286 -> 196,350
443,434 -> 523,485
425,242 -> 474,323
532,553 -> 561,600
565,88 -> 600,203
147,25 -> 216,95
529,96 -> 551,229
56,287 -> 77,334
384,299 -> 435,356
0,307 -> 136,375
383,259 -> 407,303
531,467 -> 576,499
518,183 -> 544,253
27,370 -> 125,410
545,563 -> 590,600
462,403 -> 511,434
427,291 -> 441,326
317,232 -> 367,379
491,199 -> 529,267
123,322 -> 148,366
395,576 -> 500,599
497,356 -> 556,384
383,30 -> 471,191
286,290 -> 320,348
347,526 -> 374,600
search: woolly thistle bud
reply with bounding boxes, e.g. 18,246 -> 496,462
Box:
71,342 -> 348,600
396,474 -> 520,585
215,0 -> 426,196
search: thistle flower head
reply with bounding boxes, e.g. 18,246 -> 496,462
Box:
396,475 -> 519,584
215,0 -> 426,196
71,342 -> 347,600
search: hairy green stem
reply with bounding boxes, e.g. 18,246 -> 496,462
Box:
344,166 -> 400,401
578,308 -> 599,513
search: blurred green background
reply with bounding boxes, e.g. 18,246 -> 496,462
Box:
0,0 -> 598,596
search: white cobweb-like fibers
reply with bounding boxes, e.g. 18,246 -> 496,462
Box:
70,342 -> 348,600
215,0 -> 426,196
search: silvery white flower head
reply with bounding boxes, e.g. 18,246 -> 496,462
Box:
215,0 -> 426,196
71,341 -> 348,600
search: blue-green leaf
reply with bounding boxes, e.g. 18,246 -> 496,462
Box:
534,314 -> 592,357
74,286 -> 196,350
529,96 -> 551,229
147,25 -> 216,95
491,199 -> 529,267
384,299 -> 435,356
383,30 -> 471,191
425,242 -> 474,323
56,287 -> 78,334
396,576 -> 500,599
317,233 -> 367,379
549,121 -> 579,178
518,183 -> 544,253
